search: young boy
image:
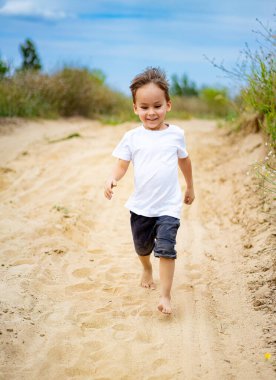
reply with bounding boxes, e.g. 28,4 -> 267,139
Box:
104,67 -> 195,314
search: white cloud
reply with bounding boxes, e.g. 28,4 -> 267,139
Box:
0,0 -> 69,21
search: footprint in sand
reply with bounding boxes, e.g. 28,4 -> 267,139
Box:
112,323 -> 135,341
135,329 -> 152,343
121,294 -> 146,309
102,284 -> 125,295
65,282 -> 96,294
8,260 -> 35,276
97,258 -> 111,265
95,305 -> 113,314
185,262 -> 201,271
104,272 -> 117,281
76,312 -> 110,329
111,310 -> 128,318
72,268 -> 91,278
83,340 -> 104,352
9,259 -> 34,266
185,263 -> 203,283
137,309 -> 154,317
152,358 -> 169,370
47,345 -> 73,364
112,323 -> 133,331
189,271 -> 202,280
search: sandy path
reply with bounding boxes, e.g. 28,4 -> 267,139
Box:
0,118 -> 274,379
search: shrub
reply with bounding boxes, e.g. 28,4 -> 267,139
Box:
199,87 -> 232,117
0,67 -> 133,120
206,18 -> 276,142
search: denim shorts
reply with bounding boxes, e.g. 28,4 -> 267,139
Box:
130,211 -> 180,259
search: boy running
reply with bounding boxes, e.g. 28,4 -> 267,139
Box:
104,67 -> 195,314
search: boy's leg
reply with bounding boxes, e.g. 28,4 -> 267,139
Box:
158,257 -> 175,313
130,211 -> 157,289
138,254 -> 156,289
154,215 -> 180,314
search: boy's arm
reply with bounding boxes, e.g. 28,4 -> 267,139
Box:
104,159 -> 130,200
178,156 -> 195,205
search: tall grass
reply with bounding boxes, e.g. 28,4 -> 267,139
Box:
206,18 -> 276,208
241,44 -> 276,141
0,67 -> 133,121
206,18 -> 275,142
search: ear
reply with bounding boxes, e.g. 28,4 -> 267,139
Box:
133,103 -> 138,115
166,100 -> 172,112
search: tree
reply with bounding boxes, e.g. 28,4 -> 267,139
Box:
170,73 -> 198,97
0,55 -> 10,78
19,38 -> 42,71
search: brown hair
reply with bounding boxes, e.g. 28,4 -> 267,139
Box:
129,67 -> 170,103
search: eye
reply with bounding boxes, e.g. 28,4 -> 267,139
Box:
141,107 -> 148,110
155,105 -> 161,108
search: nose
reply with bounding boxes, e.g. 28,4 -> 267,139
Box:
148,108 -> 155,115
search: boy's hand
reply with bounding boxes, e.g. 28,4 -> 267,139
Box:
184,187 -> 195,205
104,179 -> 117,200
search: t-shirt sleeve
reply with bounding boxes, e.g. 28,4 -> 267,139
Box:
177,129 -> 189,158
112,133 -> 132,161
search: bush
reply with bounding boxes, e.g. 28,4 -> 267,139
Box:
199,87 -> 232,117
47,67 -> 105,117
0,67 -> 133,120
170,96 -> 206,118
241,45 -> 276,140
169,91 -> 234,119
0,71 -> 55,117
206,18 -> 276,142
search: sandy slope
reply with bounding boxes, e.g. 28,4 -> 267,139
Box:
0,118 -> 275,380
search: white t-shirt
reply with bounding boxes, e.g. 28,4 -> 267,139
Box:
112,124 -> 188,219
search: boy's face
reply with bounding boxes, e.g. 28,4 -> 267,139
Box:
133,83 -> 171,130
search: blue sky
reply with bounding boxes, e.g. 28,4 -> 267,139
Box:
0,0 -> 275,95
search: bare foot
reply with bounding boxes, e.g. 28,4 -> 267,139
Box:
157,296 -> 172,314
140,269 -> 156,290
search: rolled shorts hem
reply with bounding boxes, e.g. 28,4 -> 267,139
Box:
154,252 -> 177,260
136,250 -> 152,257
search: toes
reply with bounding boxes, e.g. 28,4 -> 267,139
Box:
157,302 -> 172,314
149,282 -> 156,290
141,280 -> 155,289
141,282 -> 150,288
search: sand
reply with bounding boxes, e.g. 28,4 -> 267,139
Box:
0,118 -> 275,379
